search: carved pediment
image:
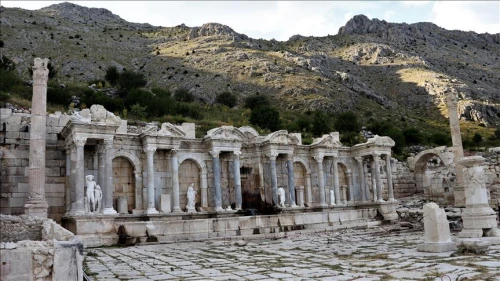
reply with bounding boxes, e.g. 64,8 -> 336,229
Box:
263,130 -> 299,145
311,132 -> 342,148
206,126 -> 245,142
238,126 -> 259,140
157,122 -> 186,137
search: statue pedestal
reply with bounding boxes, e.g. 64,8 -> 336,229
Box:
24,199 -> 49,218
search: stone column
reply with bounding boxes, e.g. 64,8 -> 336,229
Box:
268,152 -> 279,206
347,171 -> 353,204
233,151 -> 242,210
314,156 -> 327,207
64,145 -> 72,214
133,171 -> 143,211
24,58 -> 50,217
373,153 -> 384,202
95,144 -> 105,214
286,154 -> 297,207
385,154 -> 395,201
296,186 -> 305,207
355,157 -> 366,202
200,171 -> 208,209
171,150 -> 182,212
446,92 -> 466,207
211,150 -> 223,211
305,172 -> 312,207
73,137 -> 87,215
144,146 -> 159,214
102,139 -> 117,214
332,156 -> 341,205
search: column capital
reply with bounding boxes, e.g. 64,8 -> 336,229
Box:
354,156 -> 364,163
73,136 -> 87,147
233,151 -> 242,158
171,149 -> 179,157
286,153 -> 294,161
32,58 -> 49,85
96,144 -> 105,154
313,155 -> 324,163
209,149 -> 220,158
372,152 -> 381,160
143,145 -> 157,155
266,152 -> 279,160
103,138 -> 114,148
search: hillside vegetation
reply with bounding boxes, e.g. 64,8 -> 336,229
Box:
0,3 -> 499,157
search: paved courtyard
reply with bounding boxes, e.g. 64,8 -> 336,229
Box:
84,227 -> 500,281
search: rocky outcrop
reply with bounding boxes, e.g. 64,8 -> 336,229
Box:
188,23 -> 248,41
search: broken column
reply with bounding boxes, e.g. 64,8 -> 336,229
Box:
417,202 -> 456,252
446,91 -> 466,206
458,156 -> 500,243
24,58 -> 50,217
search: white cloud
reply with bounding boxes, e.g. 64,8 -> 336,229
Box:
431,1 -> 499,33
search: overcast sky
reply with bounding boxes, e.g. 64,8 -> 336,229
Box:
2,1 -> 499,41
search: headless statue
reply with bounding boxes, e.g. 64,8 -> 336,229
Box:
278,187 -> 286,207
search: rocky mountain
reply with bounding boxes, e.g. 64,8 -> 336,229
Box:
0,3 -> 499,127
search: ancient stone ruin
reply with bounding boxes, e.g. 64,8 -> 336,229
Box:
417,202 -> 456,252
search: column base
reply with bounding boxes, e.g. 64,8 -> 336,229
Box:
145,208 -> 159,215
24,199 -> 49,218
319,203 -> 328,208
172,207 -> 183,213
214,207 -> 224,212
102,207 -> 118,215
377,199 -> 385,203
417,242 -> 457,253
186,207 -> 197,213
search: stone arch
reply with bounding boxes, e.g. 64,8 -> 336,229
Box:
178,153 -> 207,174
110,151 -> 142,212
411,147 -> 454,195
112,156 -> 136,213
293,157 -> 310,174
110,150 -> 142,174
293,160 -> 307,205
337,162 -> 350,202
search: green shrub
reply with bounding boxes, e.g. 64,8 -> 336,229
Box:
244,94 -> 270,110
118,70 -> 147,90
335,111 -> 359,133
105,66 -> 120,86
129,103 -> 147,120
403,127 -> 423,145
312,111 -> 332,137
173,88 -> 194,102
215,91 -> 237,108
430,132 -> 451,146
250,106 -> 281,131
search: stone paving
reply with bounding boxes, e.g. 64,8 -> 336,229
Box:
84,227 -> 500,281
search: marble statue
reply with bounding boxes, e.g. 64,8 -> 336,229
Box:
85,175 -> 100,213
95,184 -> 103,213
329,189 -> 336,206
278,187 -> 286,207
186,183 -> 196,212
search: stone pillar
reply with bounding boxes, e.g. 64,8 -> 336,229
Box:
286,154 -> 297,207
305,172 -> 312,207
446,92 -> 466,207
373,153 -> 384,202
200,171 -> 208,209
133,171 -> 143,211
268,152 -> 279,206
314,156 -> 327,207
417,202 -> 457,252
102,139 -> 117,215
171,150 -> 182,212
95,144 -> 105,214
355,157 -> 366,202
24,58 -> 50,217
73,137 -> 87,215
64,145 -> 72,214
211,150 -> 223,211
233,151 -> 242,210
385,154 -> 395,202
332,156 -> 341,205
144,146 -> 159,214
296,186 -> 305,207
347,171 -> 354,204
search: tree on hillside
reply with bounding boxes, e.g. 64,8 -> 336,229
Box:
118,70 -> 147,90
104,66 -> 120,86
174,88 -> 194,102
244,94 -> 270,110
216,91 -> 237,108
250,106 -> 281,131
335,111 -> 359,133
312,111 -> 332,137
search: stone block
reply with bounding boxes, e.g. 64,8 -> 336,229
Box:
118,197 -> 128,214
0,248 -> 33,281
5,131 -> 20,139
418,203 -> 456,253
160,194 -> 171,213
0,108 -> 13,118
58,114 -> 71,127
47,114 -> 59,127
116,120 -> 127,134
53,240 -> 83,281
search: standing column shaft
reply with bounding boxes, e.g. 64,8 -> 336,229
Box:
65,146 -> 72,213
211,151 -> 223,211
385,155 -> 395,201
102,139 -> 117,214
144,146 -> 159,214
269,153 -> 279,206
286,155 -> 297,207
446,92 -> 466,206
233,152 -> 242,209
373,154 -> 384,202
25,58 -> 50,217
201,172 -> 208,208
315,156 -> 327,206
73,137 -> 86,214
347,172 -> 353,203
332,157 -> 341,205
355,157 -> 366,202
306,173 -> 312,206
171,150 -> 181,212
96,145 -> 105,213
